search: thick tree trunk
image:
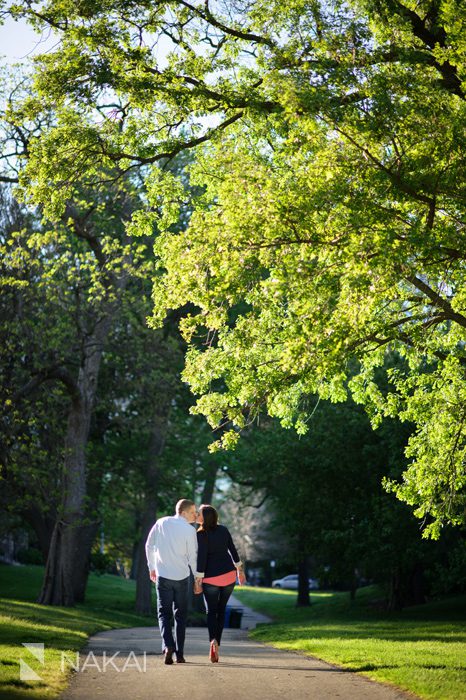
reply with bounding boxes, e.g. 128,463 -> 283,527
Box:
135,397 -> 171,615
296,556 -> 310,607
200,463 -> 218,505
38,316 -> 113,606
350,569 -> 358,601
38,520 -> 74,605
407,563 -> 426,606
73,520 -> 100,602
388,567 -> 403,611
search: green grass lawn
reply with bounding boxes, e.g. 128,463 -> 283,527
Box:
234,586 -> 466,700
0,564 -> 155,700
2,566 -> 465,700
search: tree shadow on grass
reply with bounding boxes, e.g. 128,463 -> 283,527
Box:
0,599 -> 149,631
0,683 -> 48,700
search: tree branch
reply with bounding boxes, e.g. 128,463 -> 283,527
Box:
109,110 -> 245,168
0,174 -> 19,183
406,275 -> 466,329
384,0 -> 463,98
330,122 -> 435,207
176,0 -> 277,49
13,365 -> 80,404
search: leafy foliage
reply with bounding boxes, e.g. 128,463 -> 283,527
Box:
2,0 -> 466,535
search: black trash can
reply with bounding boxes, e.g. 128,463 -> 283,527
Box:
228,607 -> 243,628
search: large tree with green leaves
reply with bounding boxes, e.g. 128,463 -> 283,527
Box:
1,70 -> 222,612
1,72 -> 155,605
0,173 -> 147,606
3,0 -> 465,537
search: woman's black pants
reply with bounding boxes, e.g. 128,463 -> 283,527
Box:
202,582 -> 235,645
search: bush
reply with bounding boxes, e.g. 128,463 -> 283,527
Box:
16,548 -> 43,565
90,550 -> 116,575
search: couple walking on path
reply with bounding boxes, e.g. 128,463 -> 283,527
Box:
61,499 -> 413,700
145,498 -> 246,665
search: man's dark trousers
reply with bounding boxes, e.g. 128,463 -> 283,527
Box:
156,575 -> 189,657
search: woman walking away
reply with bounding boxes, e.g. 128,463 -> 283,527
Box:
195,505 -> 246,663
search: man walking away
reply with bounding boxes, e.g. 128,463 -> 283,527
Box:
145,499 -> 200,664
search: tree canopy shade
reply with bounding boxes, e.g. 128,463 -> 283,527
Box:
3,0 -> 466,537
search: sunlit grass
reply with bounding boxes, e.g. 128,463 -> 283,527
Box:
234,586 -> 466,700
0,564 -> 154,700
1,566 -> 465,700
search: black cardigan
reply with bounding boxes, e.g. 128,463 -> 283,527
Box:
197,524 -> 240,578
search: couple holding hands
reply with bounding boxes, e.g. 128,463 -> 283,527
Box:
145,499 -> 246,664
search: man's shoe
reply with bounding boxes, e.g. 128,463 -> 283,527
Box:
176,655 -> 186,663
164,648 -> 174,665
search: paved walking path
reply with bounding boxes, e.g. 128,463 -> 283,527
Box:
60,597 -> 415,700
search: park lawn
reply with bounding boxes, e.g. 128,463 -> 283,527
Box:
0,564 -> 155,700
234,586 -> 466,700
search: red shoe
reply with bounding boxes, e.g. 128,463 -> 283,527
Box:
209,640 -> 219,663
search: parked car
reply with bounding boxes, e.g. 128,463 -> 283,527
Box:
271,574 -> 319,590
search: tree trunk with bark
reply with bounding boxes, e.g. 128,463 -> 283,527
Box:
297,557 -> 311,607
38,316 -> 114,606
388,563 -> 426,611
349,569 -> 358,601
200,463 -> 218,505
388,567 -> 404,611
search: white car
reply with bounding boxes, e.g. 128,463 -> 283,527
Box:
272,574 -> 319,590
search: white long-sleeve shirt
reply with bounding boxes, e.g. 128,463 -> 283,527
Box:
145,514 -> 198,580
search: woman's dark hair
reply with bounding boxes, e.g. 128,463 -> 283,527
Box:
198,504 -> 218,532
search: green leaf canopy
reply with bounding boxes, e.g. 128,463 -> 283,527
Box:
5,0 -> 466,535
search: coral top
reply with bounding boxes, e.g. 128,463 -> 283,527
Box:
203,569 -> 237,586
